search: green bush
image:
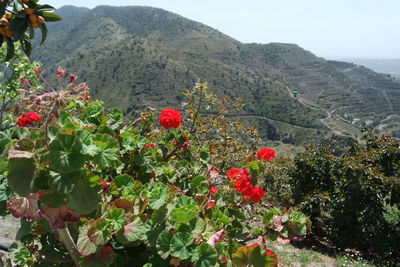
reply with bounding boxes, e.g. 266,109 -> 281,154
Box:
288,130 -> 400,259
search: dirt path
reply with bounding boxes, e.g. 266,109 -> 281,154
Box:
283,84 -> 352,137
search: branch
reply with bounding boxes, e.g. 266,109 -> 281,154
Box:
43,102 -> 57,149
56,228 -> 80,267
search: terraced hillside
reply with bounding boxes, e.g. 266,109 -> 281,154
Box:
32,5 -> 400,142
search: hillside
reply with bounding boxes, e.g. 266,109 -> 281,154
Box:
32,5 -> 400,143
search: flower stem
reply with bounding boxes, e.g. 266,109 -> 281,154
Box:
56,227 -> 80,267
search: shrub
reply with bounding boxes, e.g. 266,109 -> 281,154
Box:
289,130 -> 400,259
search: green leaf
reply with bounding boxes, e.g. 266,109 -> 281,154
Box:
156,230 -> 173,259
170,232 -> 194,260
28,21 -> 34,39
7,150 -> 35,197
77,225 -> 98,256
41,191 -> 69,208
20,37 -> 32,56
194,243 -> 217,267
170,207 -> 197,224
232,243 -> 278,267
9,17 -> 28,41
290,211 -> 307,224
116,217 -> 146,245
292,223 -> 307,236
113,174 -> 135,188
37,4 -> 56,11
232,244 -> 258,267
39,22 -> 47,45
49,171 -> 81,193
106,208 -> 125,232
68,173 -> 101,214
40,11 -> 62,22
143,220 -> 164,248
170,196 -> 200,224
0,184 -> 10,201
92,134 -> 119,168
5,38 -> 15,61
88,219 -> 112,246
49,134 -> 84,173
190,217 -> 206,238
149,184 -> 169,209
120,133 -> 146,152
76,130 -> 99,156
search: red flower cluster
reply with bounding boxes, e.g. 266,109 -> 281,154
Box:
226,168 -> 265,202
257,147 -> 276,161
159,108 -> 181,129
144,144 -> 156,149
17,112 -> 41,127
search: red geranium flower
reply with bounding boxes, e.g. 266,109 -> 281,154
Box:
17,112 -> 41,128
257,147 -> 276,161
227,168 -> 265,203
226,168 -> 250,181
209,187 -> 219,196
159,108 -> 181,129
144,144 -> 156,149
249,187 -> 265,203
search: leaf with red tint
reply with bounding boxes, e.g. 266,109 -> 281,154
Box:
7,194 -> 41,221
83,246 -> 114,267
232,243 -> 278,267
110,198 -> 133,212
40,206 -> 80,229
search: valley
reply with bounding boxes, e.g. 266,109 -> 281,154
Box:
31,5 -> 400,145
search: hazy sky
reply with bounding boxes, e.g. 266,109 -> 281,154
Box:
43,0 -> 400,59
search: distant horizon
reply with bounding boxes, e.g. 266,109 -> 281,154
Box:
44,1 -> 400,59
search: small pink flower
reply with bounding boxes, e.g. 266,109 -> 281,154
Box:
34,67 -> 42,75
19,77 -> 30,87
207,229 -> 225,247
206,200 -> 215,209
69,74 -> 77,83
55,66 -> 65,78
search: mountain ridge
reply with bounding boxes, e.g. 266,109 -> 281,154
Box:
31,5 -> 400,143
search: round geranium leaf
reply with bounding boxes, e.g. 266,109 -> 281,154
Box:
170,207 -> 197,224
116,217 -> 146,245
49,134 -> 84,173
7,150 -> 35,197
87,219 -> 112,246
156,230 -> 174,259
170,232 -> 194,260
92,134 -> 119,168
77,225 -> 98,256
149,185 -> 169,210
49,171 -> 81,193
68,172 -> 102,214
193,243 -> 217,267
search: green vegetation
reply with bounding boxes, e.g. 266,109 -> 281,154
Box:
287,131 -> 400,261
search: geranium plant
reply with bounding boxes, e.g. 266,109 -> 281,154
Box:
0,72 -> 310,266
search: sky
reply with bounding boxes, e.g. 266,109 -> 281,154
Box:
43,0 -> 400,59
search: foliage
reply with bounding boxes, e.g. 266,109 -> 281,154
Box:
0,0 -> 62,60
289,130 -> 400,259
0,73 -> 310,266
0,44 -> 41,129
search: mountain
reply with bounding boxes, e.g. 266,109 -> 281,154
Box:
31,5 -> 400,143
